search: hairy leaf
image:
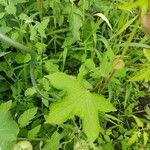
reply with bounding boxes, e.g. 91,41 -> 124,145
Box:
45,72 -> 116,143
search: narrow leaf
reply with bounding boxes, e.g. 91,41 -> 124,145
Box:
94,13 -> 112,30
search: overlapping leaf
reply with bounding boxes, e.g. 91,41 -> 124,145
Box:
45,72 -> 116,143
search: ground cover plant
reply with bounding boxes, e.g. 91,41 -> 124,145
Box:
0,0 -> 150,149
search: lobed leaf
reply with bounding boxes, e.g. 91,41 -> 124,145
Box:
45,72 -> 116,143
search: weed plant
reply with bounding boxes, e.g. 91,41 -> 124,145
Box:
0,0 -> 150,149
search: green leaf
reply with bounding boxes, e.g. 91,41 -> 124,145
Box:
30,24 -> 37,41
44,60 -> 59,74
18,107 -> 38,128
0,51 -> 11,58
130,67 -> 150,82
25,87 -> 36,97
45,72 -> 116,143
84,59 -> 96,71
5,3 -> 16,15
42,98 -> 49,107
15,53 -> 31,64
132,115 -> 144,128
0,12 -> 5,19
28,125 -> 41,138
35,42 -> 47,54
0,80 -> 10,92
42,131 -> 61,150
94,13 -> 112,30
128,131 -> 141,146
143,131 -> 148,145
113,15 -> 137,38
37,17 -> 49,38
0,100 -> 12,111
143,49 -> 150,61
0,111 -> 19,150
0,27 -> 12,33
70,8 -> 82,42
13,141 -> 33,150
145,105 -> 150,117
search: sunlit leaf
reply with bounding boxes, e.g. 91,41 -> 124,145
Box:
143,131 -> 148,145
128,131 -> 141,146
0,111 -> 19,150
28,125 -> 41,138
13,141 -> 33,150
45,72 -> 116,143
42,131 -> 61,150
143,49 -> 150,62
0,100 -> 12,111
5,3 -> 16,15
18,107 -> 37,128
132,115 -> 144,128
130,67 -> 150,82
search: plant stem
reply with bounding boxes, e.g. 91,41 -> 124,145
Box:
98,69 -> 116,93
90,69 -> 117,93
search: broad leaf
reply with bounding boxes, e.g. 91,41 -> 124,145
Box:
45,72 -> 116,143
18,107 -> 37,128
0,111 -> 19,150
5,3 -> 16,15
130,67 -> 150,82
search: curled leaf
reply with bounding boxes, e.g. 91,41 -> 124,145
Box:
94,13 -> 112,30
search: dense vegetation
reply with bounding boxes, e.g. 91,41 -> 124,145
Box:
0,0 -> 150,149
